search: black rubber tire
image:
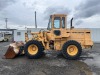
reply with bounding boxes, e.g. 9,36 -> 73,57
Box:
24,40 -> 44,59
62,40 -> 82,60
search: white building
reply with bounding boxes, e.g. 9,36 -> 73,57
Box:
14,30 -> 27,42
13,28 -> 100,43
90,28 -> 100,43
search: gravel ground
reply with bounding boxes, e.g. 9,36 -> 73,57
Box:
0,42 -> 100,75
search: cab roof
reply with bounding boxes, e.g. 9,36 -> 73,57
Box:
50,14 -> 67,17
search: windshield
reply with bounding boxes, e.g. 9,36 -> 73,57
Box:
54,17 -> 60,28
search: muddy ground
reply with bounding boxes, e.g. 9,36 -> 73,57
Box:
0,42 -> 100,75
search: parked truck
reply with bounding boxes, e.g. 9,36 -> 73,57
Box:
0,32 -> 8,42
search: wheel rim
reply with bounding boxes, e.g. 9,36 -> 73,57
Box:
67,45 -> 78,56
28,44 -> 38,55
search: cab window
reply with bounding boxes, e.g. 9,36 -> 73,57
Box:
62,17 -> 65,28
54,17 -> 60,28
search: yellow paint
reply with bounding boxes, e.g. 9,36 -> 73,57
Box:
67,45 -> 78,56
25,14 -> 93,51
28,44 -> 38,55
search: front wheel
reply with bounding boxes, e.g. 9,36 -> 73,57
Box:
62,40 -> 82,60
24,40 -> 44,59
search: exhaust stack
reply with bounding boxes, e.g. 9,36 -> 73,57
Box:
70,18 -> 73,29
35,11 -> 37,28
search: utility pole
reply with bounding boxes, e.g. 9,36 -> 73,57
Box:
35,11 -> 37,28
4,18 -> 8,33
5,18 -> 8,29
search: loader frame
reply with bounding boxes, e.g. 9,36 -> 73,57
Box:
25,14 -> 93,51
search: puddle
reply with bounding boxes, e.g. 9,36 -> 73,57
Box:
81,52 -> 100,75
42,50 -> 94,75
84,53 -> 100,68
47,59 -> 68,67
93,72 -> 97,75
0,65 -> 12,72
69,60 -> 93,75
44,58 -> 93,75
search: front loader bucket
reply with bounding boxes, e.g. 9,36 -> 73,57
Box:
4,42 -> 24,59
4,46 -> 17,59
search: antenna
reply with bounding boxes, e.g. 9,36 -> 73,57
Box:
35,11 -> 37,28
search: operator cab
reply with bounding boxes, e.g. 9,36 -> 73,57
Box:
48,14 -> 66,30
47,14 -> 66,36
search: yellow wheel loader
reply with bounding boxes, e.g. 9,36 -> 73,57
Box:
4,14 -> 93,60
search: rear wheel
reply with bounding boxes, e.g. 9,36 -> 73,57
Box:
24,40 -> 44,59
62,40 -> 82,60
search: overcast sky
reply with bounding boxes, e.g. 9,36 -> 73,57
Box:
0,0 -> 100,29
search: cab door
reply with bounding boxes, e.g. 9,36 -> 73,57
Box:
53,16 -> 66,50
53,17 -> 61,36
53,16 -> 66,37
